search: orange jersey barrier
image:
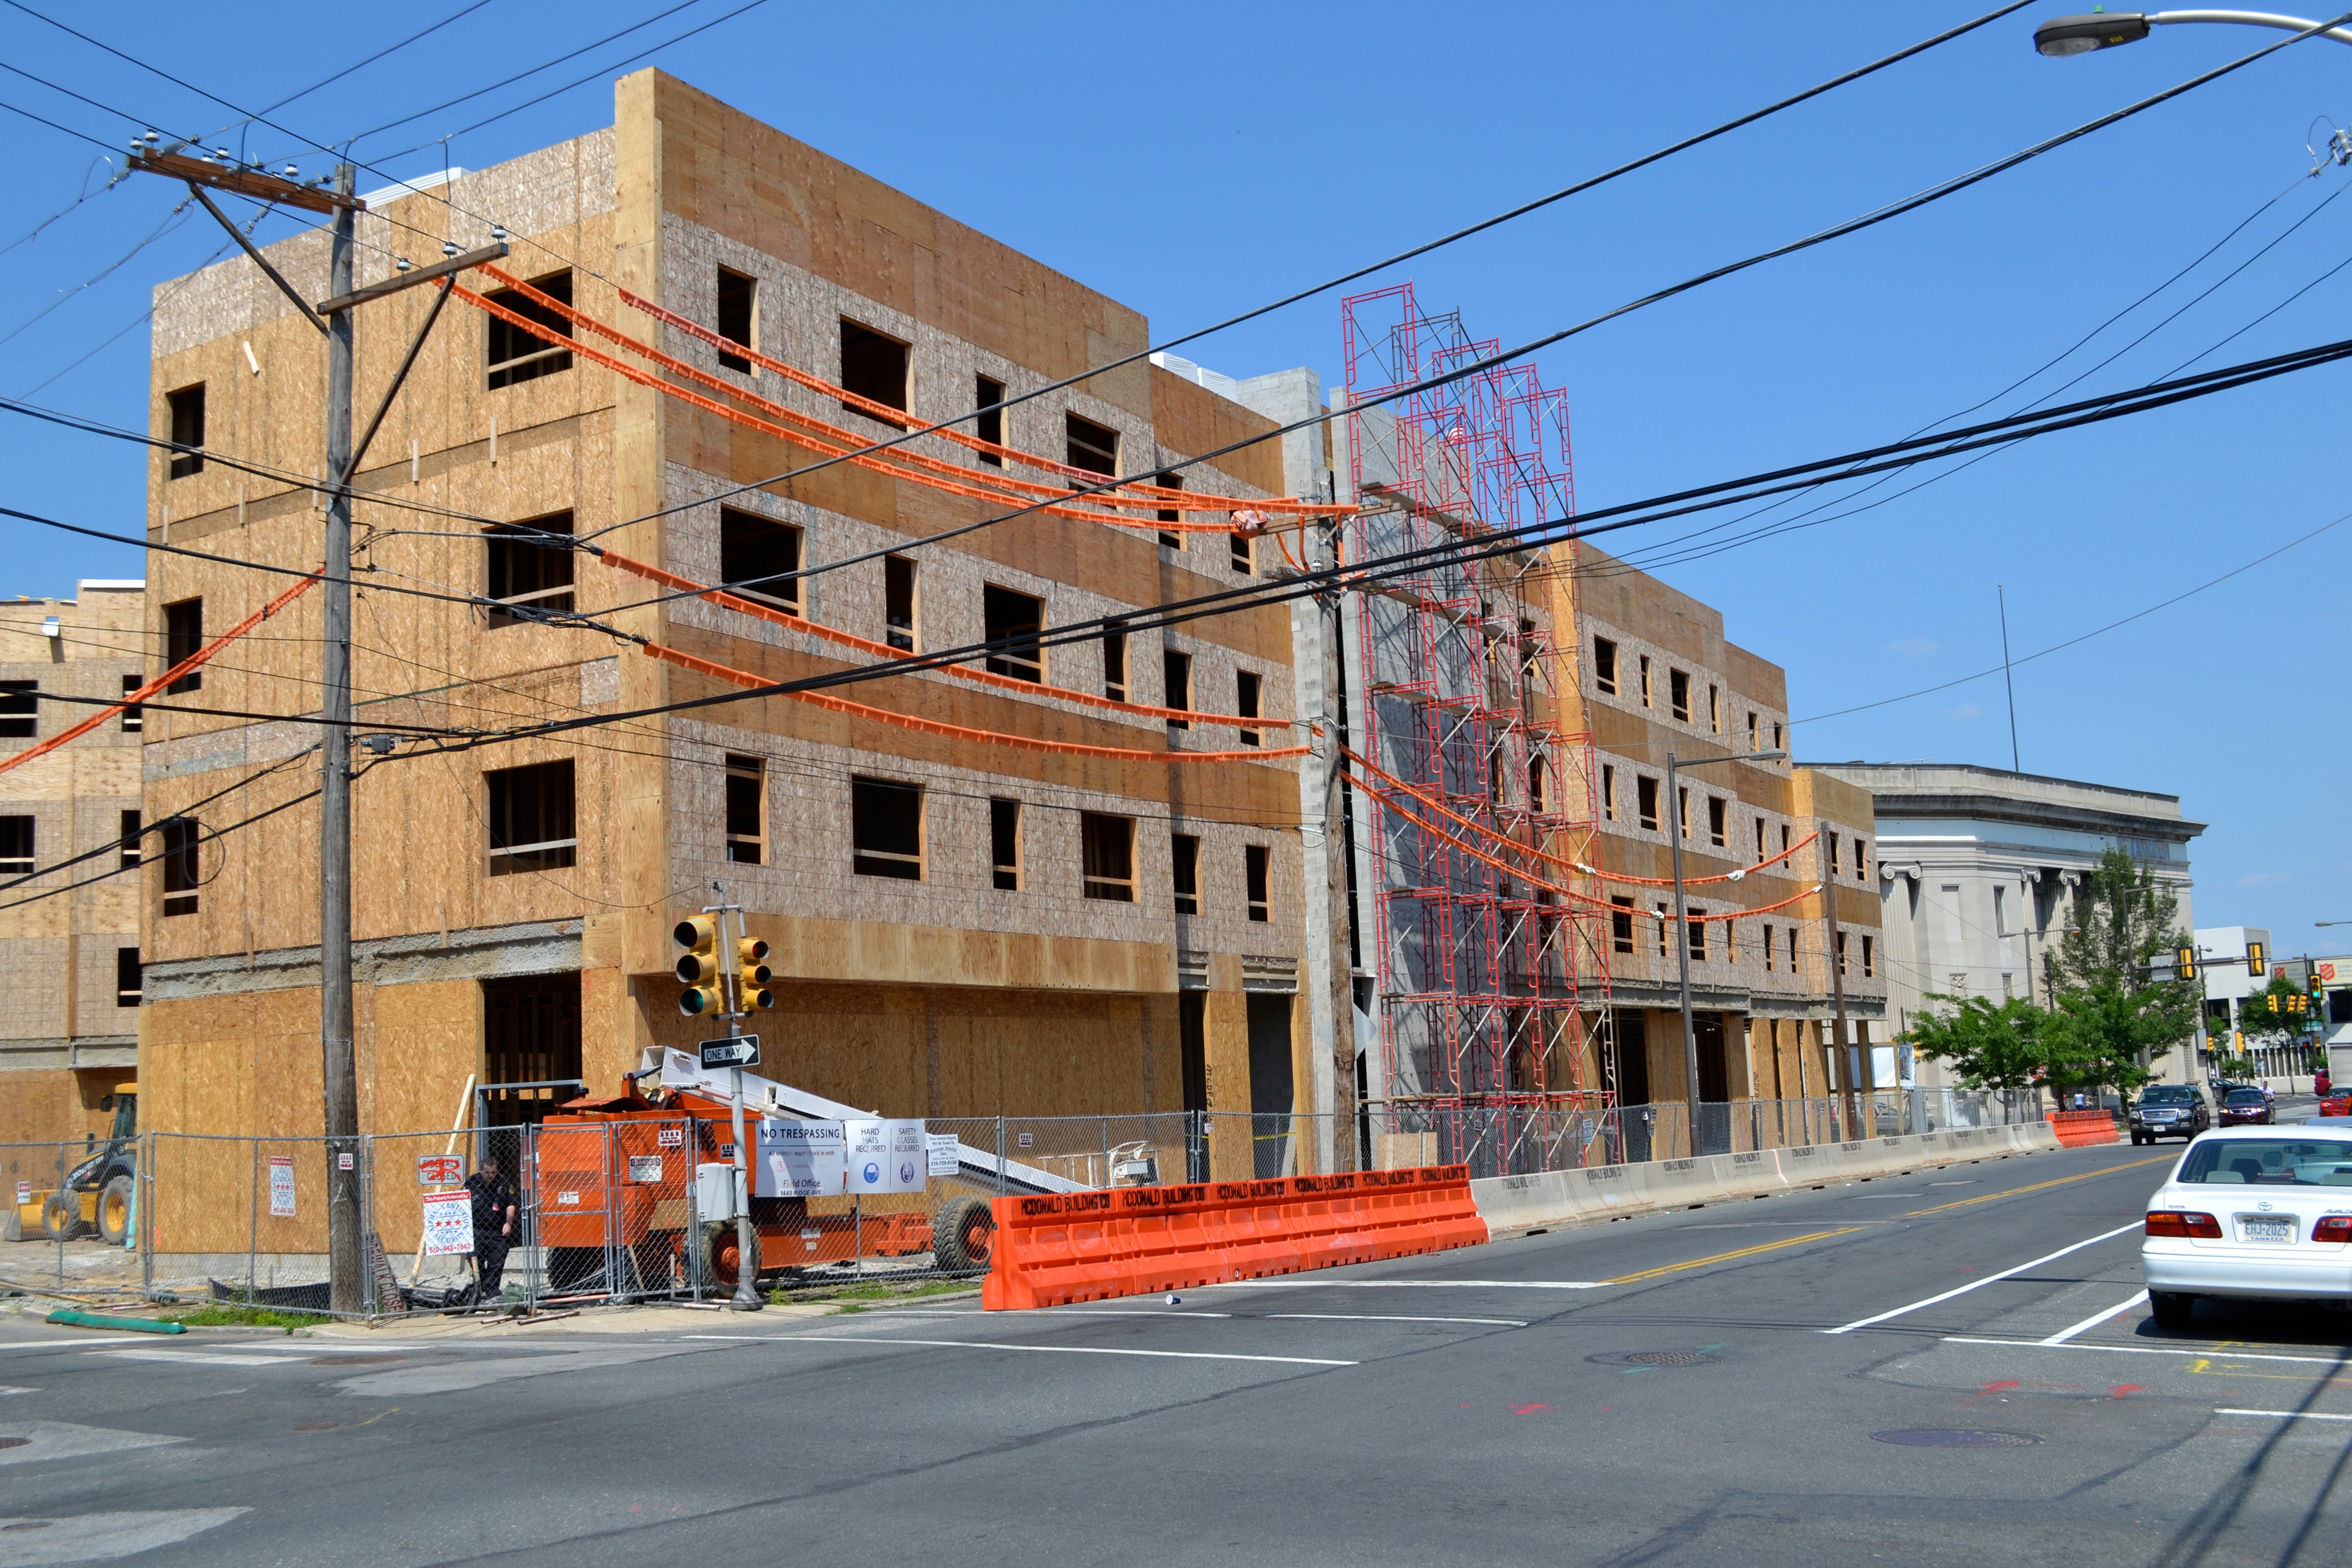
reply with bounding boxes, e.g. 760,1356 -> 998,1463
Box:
2047,1109 -> 2121,1148
980,1164 -> 1489,1311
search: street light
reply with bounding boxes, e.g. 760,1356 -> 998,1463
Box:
2033,10 -> 2352,57
1667,746 -> 1786,1153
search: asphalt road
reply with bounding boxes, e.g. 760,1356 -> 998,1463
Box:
5,1135 -> 2350,1567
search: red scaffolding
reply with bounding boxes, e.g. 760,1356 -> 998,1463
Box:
1340,283 -> 1610,1174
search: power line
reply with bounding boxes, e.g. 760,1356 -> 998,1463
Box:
599,16 -> 2342,614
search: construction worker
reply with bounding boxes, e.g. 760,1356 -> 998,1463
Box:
464,1155 -> 519,1298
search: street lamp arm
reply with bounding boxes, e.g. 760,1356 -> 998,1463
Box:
2150,10 -> 2352,45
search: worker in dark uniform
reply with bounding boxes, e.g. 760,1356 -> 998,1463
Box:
464,1156 -> 519,1298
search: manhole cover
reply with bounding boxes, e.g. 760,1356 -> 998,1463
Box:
309,1357 -> 402,1367
1871,1428 -> 2042,1448
0,1438 -> 28,1450
1584,1350 -> 1727,1367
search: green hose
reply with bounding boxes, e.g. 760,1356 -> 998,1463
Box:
43,1308 -> 184,1335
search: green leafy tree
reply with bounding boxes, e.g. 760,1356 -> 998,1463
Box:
2042,846 -> 2200,1074
1908,993 -> 2051,1096
2234,975 -> 2317,1060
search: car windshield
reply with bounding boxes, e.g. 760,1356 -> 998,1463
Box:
2141,1087 -> 2195,1105
2225,1090 -> 2268,1106
2177,1139 -> 2352,1186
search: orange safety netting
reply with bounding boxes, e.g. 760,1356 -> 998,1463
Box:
0,570 -> 322,778
599,549 -> 1289,735
617,285 -> 1349,518
1341,767 -> 1823,924
644,642 -> 1309,765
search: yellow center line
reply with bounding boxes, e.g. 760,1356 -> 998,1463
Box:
1900,1155 -> 2173,1216
1608,1227 -> 1864,1285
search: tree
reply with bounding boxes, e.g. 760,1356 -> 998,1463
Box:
1908,993 -> 2051,1095
2042,846 -> 2200,1073
2235,975 -> 2319,1068
2040,982 -> 2162,1099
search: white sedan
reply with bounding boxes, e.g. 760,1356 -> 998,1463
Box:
2141,1123 -> 2352,1329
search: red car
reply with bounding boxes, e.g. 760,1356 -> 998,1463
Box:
2217,1087 -> 2273,1125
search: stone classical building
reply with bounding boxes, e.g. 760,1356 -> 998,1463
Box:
0,580 -> 146,1145
1806,763 -> 2203,1085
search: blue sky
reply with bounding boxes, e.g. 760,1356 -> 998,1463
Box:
2,1 -> 2345,941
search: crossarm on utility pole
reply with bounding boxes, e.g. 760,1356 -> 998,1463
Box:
184,185 -> 327,336
342,278 -> 455,488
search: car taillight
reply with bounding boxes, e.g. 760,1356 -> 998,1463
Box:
2146,1210 -> 2222,1238
2314,1216 -> 2352,1243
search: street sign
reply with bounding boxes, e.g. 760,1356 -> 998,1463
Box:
416,1154 -> 463,1187
699,1035 -> 761,1070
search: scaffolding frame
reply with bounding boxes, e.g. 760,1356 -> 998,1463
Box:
1340,283 -> 1611,1176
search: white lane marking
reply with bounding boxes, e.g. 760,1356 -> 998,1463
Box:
95,1350 -> 320,1368
0,1507 -> 246,1564
1944,1337 -> 2352,1366
2038,1290 -> 2149,1346
1197,1280 -> 1608,1291
0,1387 -> 33,1396
332,1344 -> 700,1397
0,1421 -> 186,1468
1822,1221 -> 2142,1335
1035,1309 -> 1233,1319
2215,1408 -> 2352,1422
1266,1313 -> 1526,1327
0,1337 -> 148,1353
682,1334 -> 1355,1366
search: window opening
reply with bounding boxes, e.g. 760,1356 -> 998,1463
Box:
1171,832 -> 1199,915
160,816 -> 199,915
1601,764 -> 1615,821
1230,526 -> 1252,575
991,798 -> 1020,891
1067,413 -> 1119,477
167,383 -> 205,477
1862,934 -> 1876,978
1764,924 -> 1777,971
1677,785 -> 1689,841
1709,684 -> 1720,733
1529,755 -> 1547,815
485,270 -> 573,388
487,513 -> 576,627
716,267 -> 755,373
1611,895 -> 1634,955
1670,669 -> 1690,722
1638,654 -> 1652,707
1245,844 -> 1271,922
975,375 -> 1006,465
0,815 -> 29,874
1082,812 -> 1135,901
120,674 -> 143,732
1687,906 -> 1708,961
1235,670 -> 1261,747
1747,711 -> 1758,751
1163,649 -> 1192,730
0,681 -> 33,740
1102,622 -> 1128,701
1854,838 -> 1868,880
1708,796 -> 1726,847
1829,832 -> 1841,875
724,754 -> 763,865
1594,636 -> 1616,695
1636,775 -> 1659,831
840,320 -> 910,424
1154,470 -> 1183,550
1836,930 -> 1849,976
116,947 -> 141,1007
982,584 -> 1043,681
852,777 -> 924,879
1655,903 -> 1670,958
885,555 -> 918,651
118,809 -> 140,871
487,761 -> 577,875
720,507 -> 801,613
164,598 -> 203,693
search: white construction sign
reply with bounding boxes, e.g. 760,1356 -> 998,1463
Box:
266,1154 -> 296,1218
845,1119 -> 927,1195
926,1132 -> 961,1178
756,1118 -> 845,1198
419,1189 -> 474,1257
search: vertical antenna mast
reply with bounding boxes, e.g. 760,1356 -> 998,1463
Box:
1997,584 -> 2021,773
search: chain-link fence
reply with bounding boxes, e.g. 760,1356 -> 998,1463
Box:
1366,1088 -> 2048,1177
0,1140 -> 122,1299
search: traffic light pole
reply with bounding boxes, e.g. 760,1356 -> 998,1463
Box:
703,898 -> 763,1313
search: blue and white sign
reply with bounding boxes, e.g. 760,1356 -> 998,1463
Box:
844,1119 -> 928,1195
754,1118 -> 845,1198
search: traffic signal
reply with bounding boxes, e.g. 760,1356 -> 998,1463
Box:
2176,946 -> 2198,982
674,916 -> 724,1017
2247,941 -> 2266,978
737,936 -> 775,1011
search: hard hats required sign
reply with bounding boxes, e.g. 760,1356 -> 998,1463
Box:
699,1035 -> 761,1070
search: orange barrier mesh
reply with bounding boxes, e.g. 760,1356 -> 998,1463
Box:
642,641 -> 1309,764
981,1165 -> 1489,1311
0,569 -> 321,777
600,548 -> 1291,734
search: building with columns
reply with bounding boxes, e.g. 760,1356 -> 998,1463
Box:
1805,763 -> 2203,1085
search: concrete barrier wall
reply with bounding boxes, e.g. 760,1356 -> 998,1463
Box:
1470,1120 -> 2064,1236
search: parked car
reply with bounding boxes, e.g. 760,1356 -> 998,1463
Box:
2131,1084 -> 2214,1144
2141,1125 -> 2352,1329
2218,1087 -> 2274,1126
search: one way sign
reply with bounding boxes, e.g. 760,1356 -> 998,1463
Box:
699,1035 -> 761,1070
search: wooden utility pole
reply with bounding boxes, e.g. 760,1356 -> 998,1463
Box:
1294,517 -> 1358,1171
320,163 -> 362,1314
1819,831 -> 1858,1136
